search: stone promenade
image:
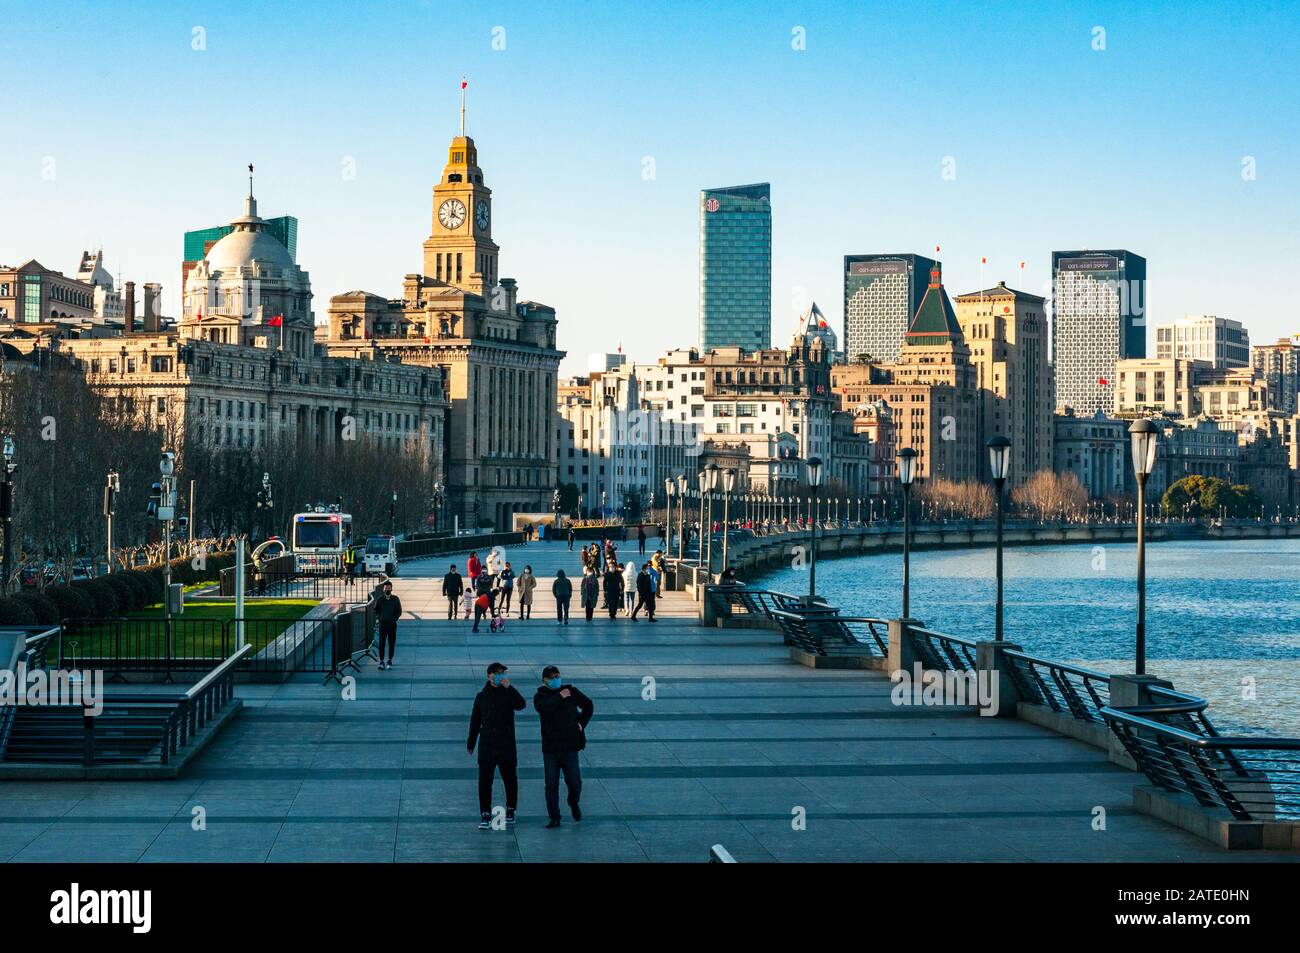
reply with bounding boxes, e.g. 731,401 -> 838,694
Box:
0,541 -> 1293,862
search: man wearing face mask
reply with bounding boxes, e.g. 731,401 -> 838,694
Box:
532,665 -> 594,829
467,662 -> 526,830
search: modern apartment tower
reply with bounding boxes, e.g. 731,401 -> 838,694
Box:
699,183 -> 771,353
843,253 -> 938,364
1051,249 -> 1147,414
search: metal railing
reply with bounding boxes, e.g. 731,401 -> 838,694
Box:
768,607 -> 887,658
907,626 -> 977,672
57,612 -> 356,678
160,644 -> 252,762
705,586 -> 806,622
1003,650 -> 1113,724
1102,702 -> 1300,821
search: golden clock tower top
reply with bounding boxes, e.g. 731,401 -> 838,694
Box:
423,121 -> 498,297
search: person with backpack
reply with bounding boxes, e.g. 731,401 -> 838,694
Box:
532,665 -> 593,829
467,662 -> 526,829
552,568 -> 572,624
442,564 -> 464,621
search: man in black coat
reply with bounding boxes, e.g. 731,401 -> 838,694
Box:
442,564 -> 464,620
631,562 -> 656,621
375,580 -> 402,669
467,662 -> 526,829
532,665 -> 594,828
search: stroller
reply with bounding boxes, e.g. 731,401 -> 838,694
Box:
489,612 -> 507,634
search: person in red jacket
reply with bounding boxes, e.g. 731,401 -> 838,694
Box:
467,551 -> 482,588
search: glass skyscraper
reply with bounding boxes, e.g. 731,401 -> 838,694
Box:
843,253 -> 938,364
1051,249 -> 1147,415
699,183 -> 771,353
184,215 -> 298,264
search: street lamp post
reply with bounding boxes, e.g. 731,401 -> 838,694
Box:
675,474 -> 687,561
987,435 -> 1011,642
664,477 -> 674,554
552,488 -> 561,533
704,463 -> 720,575
805,457 -> 824,604
897,447 -> 917,618
721,468 -> 736,576
1129,419 -> 1159,675
1,437 -> 15,595
696,470 -> 707,564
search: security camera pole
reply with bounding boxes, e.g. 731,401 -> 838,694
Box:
104,470 -> 120,574
1,436 -> 16,595
158,451 -> 177,683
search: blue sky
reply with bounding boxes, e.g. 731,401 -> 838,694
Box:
2,0 -> 1297,374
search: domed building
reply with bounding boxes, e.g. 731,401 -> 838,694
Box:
181,172 -> 314,357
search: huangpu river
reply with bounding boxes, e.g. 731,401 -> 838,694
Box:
757,538 -> 1300,736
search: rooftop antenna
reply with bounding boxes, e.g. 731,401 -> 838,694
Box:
460,77 -> 467,136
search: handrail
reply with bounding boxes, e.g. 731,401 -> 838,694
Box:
1101,705 -> 1300,821
186,643 -> 253,700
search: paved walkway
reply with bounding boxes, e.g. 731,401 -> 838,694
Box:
1,541 -> 1294,862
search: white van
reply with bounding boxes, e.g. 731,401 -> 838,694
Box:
363,535 -> 398,575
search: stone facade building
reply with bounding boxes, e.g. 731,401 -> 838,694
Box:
323,126 -> 563,531
1053,408 -> 1127,499
953,281 -> 1054,486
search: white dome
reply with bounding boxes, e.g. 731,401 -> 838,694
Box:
204,225 -> 295,274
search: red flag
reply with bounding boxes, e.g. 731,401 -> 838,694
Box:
935,245 -> 941,253
461,79 -> 468,90
1098,376 -> 1110,386
267,314 -> 283,327
981,257 -> 987,264
196,311 -> 202,323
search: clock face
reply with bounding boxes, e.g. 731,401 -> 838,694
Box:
475,200 -> 490,231
438,199 -> 467,229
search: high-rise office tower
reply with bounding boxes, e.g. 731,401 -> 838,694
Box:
843,253 -> 937,364
699,183 -> 771,353
1051,249 -> 1147,414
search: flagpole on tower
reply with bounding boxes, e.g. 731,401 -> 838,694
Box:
460,78 -> 467,136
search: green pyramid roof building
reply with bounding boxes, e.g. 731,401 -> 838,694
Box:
905,263 -> 963,346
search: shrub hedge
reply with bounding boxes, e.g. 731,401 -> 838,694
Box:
24,550 -> 235,622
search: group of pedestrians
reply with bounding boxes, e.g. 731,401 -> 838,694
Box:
573,542 -> 666,622
441,551 -> 542,632
467,661 -> 594,829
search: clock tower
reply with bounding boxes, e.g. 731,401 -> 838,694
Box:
422,134 -> 499,299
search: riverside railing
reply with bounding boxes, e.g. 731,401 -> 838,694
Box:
907,626 -> 977,672
1003,650 -> 1113,724
1102,701 -> 1300,821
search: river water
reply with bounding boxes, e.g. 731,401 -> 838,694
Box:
755,538 -> 1300,735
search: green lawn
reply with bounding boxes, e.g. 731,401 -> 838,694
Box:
61,599 -> 319,661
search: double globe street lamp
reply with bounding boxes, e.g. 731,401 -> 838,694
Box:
675,473 -> 687,562
720,467 -> 737,577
